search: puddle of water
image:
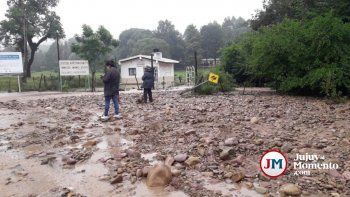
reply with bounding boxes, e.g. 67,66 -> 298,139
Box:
203,181 -> 262,197
190,171 -> 263,197
97,138 -> 108,150
141,152 -> 159,165
122,180 -> 188,197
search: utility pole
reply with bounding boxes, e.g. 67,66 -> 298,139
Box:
56,36 -> 62,91
150,52 -> 154,89
194,51 -> 198,85
22,0 -> 28,81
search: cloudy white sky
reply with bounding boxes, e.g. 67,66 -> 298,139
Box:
0,0 -> 263,40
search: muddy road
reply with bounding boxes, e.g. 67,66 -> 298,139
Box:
0,90 -> 349,197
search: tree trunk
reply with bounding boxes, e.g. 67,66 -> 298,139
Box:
25,46 -> 37,78
91,71 -> 95,92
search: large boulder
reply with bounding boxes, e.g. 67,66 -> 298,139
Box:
146,164 -> 172,187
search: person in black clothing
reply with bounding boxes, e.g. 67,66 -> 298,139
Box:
101,60 -> 121,120
142,66 -> 155,103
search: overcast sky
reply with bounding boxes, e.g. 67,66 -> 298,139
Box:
0,0 -> 263,40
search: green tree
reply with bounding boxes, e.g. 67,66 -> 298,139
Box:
224,14 -> 350,97
183,24 -> 201,66
115,28 -> 154,59
71,25 -> 118,92
131,37 -> 170,57
0,0 -> 64,79
222,16 -> 250,45
251,0 -> 350,30
154,20 -> 185,61
200,22 -> 224,60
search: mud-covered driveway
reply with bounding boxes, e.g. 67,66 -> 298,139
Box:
0,90 -> 349,197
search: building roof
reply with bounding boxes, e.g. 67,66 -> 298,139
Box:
119,55 -> 179,64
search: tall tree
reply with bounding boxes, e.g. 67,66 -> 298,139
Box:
0,0 -> 64,79
131,37 -> 170,57
200,22 -> 224,60
222,16 -> 250,45
72,25 -> 118,92
115,28 -> 154,59
154,20 -> 185,61
183,24 -> 201,66
251,0 -> 350,30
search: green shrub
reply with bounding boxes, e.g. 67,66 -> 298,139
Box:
195,66 -> 235,95
221,13 -> 350,98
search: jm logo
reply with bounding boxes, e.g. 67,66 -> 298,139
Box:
260,150 -> 288,178
264,159 -> 283,169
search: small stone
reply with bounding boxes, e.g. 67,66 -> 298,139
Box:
185,129 -> 196,135
220,148 -> 233,160
330,193 -> 340,197
185,156 -> 200,166
279,183 -> 302,196
147,164 -> 172,187
142,166 -> 151,177
171,168 -> 181,176
174,163 -> 185,170
99,175 -> 110,181
254,139 -> 264,146
245,182 -> 253,189
224,172 -> 233,179
126,149 -> 141,158
224,138 -> 237,146
110,175 -> 123,184
281,143 -> 293,153
66,158 -> 77,165
117,168 -> 124,174
165,156 -> 175,166
231,171 -> 245,182
232,155 -> 244,165
255,186 -> 268,194
250,117 -> 259,124
342,171 -> 350,180
174,154 -> 188,162
83,140 -> 97,148
136,169 -> 142,177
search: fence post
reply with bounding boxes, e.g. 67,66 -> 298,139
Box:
38,74 -> 43,91
17,75 -> 21,92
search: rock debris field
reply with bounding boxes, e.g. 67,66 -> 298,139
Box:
0,90 -> 349,197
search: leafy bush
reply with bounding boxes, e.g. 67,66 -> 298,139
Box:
221,14 -> 350,97
195,66 -> 235,95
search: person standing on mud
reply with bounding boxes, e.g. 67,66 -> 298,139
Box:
101,60 -> 121,120
142,66 -> 154,103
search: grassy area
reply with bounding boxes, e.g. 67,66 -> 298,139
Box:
0,71 -> 104,92
174,67 -> 213,85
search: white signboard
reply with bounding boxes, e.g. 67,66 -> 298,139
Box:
59,60 -> 89,76
0,52 -> 24,74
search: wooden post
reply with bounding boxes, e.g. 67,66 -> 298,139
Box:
194,51 -> 198,84
38,74 -> 43,91
8,77 -> 11,92
135,75 -> 139,90
18,75 -> 21,92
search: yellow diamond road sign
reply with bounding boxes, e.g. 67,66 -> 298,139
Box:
208,72 -> 219,84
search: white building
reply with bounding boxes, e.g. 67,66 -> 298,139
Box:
118,52 -> 179,89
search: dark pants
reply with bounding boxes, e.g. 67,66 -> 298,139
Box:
104,95 -> 119,116
143,88 -> 153,103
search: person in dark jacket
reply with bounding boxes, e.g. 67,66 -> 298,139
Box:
142,66 -> 154,103
101,60 -> 121,120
